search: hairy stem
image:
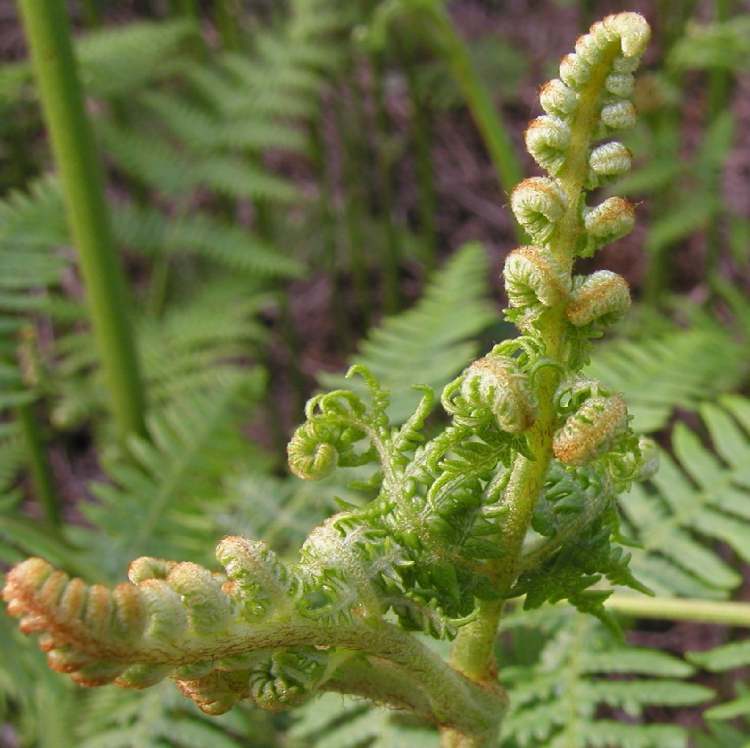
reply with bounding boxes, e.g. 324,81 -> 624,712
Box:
17,0 -> 146,439
450,38 -> 621,706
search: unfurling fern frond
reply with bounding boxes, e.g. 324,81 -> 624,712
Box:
2,13 -> 661,746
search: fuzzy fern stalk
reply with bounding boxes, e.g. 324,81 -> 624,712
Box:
2,13 -> 653,748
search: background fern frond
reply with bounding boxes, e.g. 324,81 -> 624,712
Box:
0,19 -> 197,102
500,610 -> 712,748
319,243 -> 497,422
586,314 -> 748,433
75,376 -> 270,577
290,692 -> 438,748
621,395 -> 750,598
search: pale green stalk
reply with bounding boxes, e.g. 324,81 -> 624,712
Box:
607,594 -> 750,627
16,0 -> 146,439
450,42 -> 623,695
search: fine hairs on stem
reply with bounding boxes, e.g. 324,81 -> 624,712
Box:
4,12 -> 664,747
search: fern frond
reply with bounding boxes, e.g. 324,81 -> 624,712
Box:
51,284 -> 271,429
689,639 -> 750,723
669,15 -> 750,72
0,614 -> 77,748
586,317 -> 747,432
112,202 -> 304,278
500,611 -> 712,747
75,682 -> 271,748
622,395 -> 750,598
291,692 -> 439,747
77,377 -> 270,576
139,89 -> 308,153
0,19 -> 197,101
319,243 -> 496,422
99,123 -> 300,203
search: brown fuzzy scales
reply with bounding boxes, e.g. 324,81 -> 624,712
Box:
552,394 -> 628,466
566,270 -> 631,326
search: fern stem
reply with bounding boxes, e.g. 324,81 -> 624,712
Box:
426,6 -> 523,239
214,0 -> 242,49
451,40 -> 621,694
17,0 -> 146,439
16,401 -> 60,528
371,52 -> 401,313
705,0 -> 733,283
607,594 -> 750,627
398,35 -> 438,272
335,90 -> 370,320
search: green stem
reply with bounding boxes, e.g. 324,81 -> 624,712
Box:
606,594 -> 750,627
17,0 -> 146,440
214,0 -> 242,50
371,52 -> 401,313
450,41 -> 619,693
171,0 -> 198,17
16,401 -> 60,528
397,36 -> 438,272
334,91 -> 369,321
705,0 -> 733,284
427,7 -> 524,240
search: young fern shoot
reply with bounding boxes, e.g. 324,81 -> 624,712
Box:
2,13 -> 654,748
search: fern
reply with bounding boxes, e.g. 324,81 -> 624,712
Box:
138,89 -> 308,153
689,639 -> 750,723
0,614 -> 77,748
586,312 -> 748,432
0,19 -> 197,101
622,395 -> 750,598
319,242 -> 497,422
612,111 -> 734,259
499,609 -> 712,748
291,692 -> 439,747
75,682 -> 275,748
669,14 -> 750,72
74,376 -> 270,578
51,283 -> 273,428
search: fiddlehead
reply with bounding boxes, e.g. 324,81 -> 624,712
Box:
2,12 -> 654,747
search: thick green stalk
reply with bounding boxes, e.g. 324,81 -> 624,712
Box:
607,594 -> 750,627
17,0 -> 146,439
